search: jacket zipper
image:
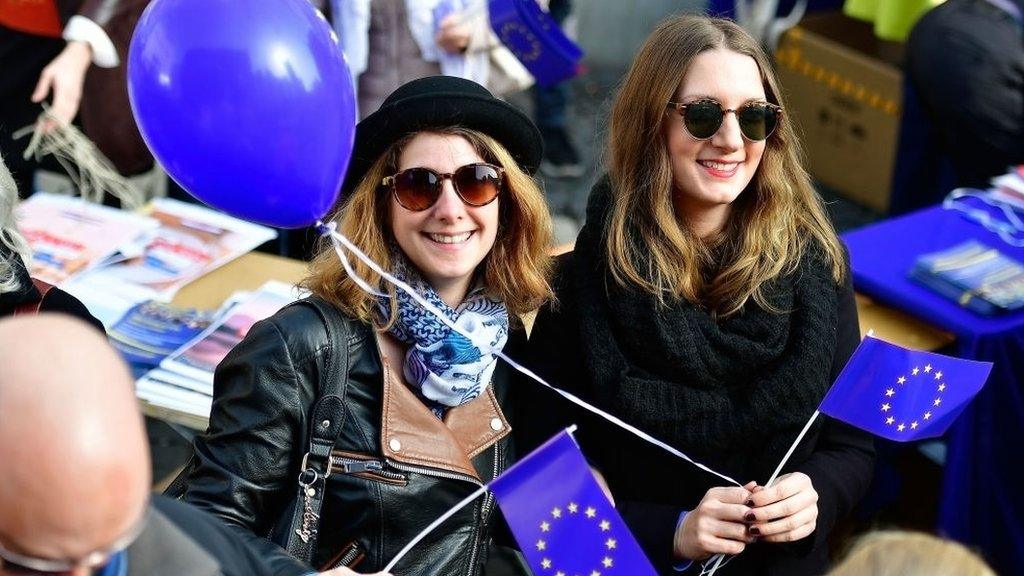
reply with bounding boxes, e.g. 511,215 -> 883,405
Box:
331,457 -> 407,482
466,442 -> 501,574
386,457 -> 490,575
384,459 -> 484,487
329,542 -> 363,569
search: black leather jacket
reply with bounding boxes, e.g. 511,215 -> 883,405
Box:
183,298 -> 523,575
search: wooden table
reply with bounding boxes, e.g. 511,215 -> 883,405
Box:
854,293 -> 954,350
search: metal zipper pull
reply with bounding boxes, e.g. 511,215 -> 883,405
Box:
339,460 -> 384,474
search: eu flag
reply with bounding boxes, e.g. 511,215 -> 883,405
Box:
490,430 -> 657,576
818,336 -> 992,441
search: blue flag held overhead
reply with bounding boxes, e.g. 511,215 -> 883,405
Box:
818,336 -> 992,442
490,429 -> 658,576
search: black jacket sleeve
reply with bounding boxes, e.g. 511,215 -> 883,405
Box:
151,495 -> 309,576
183,314 -> 322,575
792,266 -> 876,552
40,287 -> 105,333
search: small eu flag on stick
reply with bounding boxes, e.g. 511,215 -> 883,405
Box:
818,335 -> 992,442
707,336 -> 995,576
382,428 -> 658,574
766,335 -> 993,487
491,429 -> 658,576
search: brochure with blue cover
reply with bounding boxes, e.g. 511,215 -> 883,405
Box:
910,240 -> 1024,316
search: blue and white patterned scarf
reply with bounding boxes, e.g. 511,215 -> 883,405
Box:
381,255 -> 509,418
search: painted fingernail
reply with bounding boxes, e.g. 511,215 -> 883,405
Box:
744,512 -> 756,522
748,526 -> 760,535
745,500 -> 755,507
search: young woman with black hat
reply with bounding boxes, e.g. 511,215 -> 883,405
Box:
523,15 -> 874,575
182,75 -> 552,576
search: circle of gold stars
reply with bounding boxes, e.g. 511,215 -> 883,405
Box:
500,22 -> 543,62
881,363 -> 946,433
535,501 -> 616,576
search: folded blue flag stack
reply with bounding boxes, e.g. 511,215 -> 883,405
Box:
910,240 -> 1024,315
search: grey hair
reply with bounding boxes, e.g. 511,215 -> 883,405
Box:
0,154 -> 32,294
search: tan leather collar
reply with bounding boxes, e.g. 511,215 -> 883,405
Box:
377,334 -> 510,481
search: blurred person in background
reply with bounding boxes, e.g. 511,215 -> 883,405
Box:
896,0 -> 1024,211
0,153 -> 101,327
827,530 -> 995,576
0,0 -> 154,198
533,0 -> 584,179
333,0 -> 531,119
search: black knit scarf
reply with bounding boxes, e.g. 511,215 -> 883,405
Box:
570,179 -> 839,481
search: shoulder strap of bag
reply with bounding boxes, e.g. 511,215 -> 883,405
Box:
13,278 -> 55,316
279,296 -> 352,563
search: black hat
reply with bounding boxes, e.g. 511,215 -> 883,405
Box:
341,76 -> 543,195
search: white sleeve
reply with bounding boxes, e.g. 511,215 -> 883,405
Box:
62,15 -> 120,68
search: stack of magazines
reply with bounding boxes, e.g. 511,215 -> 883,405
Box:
17,194 -> 277,326
134,281 -> 301,419
109,301 -> 215,379
910,240 -> 1024,316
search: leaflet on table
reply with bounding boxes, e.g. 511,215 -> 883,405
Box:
81,198 -> 277,300
108,301 -> 217,379
158,281 -> 301,387
136,371 -> 214,418
15,192 -> 159,285
62,275 -> 161,328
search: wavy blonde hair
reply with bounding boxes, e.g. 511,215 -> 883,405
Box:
605,15 -> 845,316
828,531 -> 995,576
0,154 -> 31,294
304,127 -> 553,327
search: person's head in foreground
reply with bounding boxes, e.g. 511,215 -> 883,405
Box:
0,314 -> 149,576
828,530 -> 995,576
606,14 -> 844,314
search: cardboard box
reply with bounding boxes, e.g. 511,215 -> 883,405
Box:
775,13 -> 903,213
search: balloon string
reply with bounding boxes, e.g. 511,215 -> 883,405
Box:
316,223 -> 741,488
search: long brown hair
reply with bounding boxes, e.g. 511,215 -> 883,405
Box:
605,15 -> 845,316
304,127 -> 553,326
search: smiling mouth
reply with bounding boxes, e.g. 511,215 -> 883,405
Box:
697,160 -> 740,177
698,160 -> 740,170
425,231 -> 474,244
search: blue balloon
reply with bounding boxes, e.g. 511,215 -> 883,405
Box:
128,0 -> 355,228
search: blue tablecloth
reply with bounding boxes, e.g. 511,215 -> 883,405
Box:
843,205 -> 1024,575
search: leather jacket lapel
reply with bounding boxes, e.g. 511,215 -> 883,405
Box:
377,333 -> 510,480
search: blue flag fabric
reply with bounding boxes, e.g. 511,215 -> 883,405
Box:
818,336 -> 993,441
490,430 -> 658,576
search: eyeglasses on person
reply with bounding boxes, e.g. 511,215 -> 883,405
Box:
666,99 -> 783,142
0,509 -> 146,575
382,163 -> 504,212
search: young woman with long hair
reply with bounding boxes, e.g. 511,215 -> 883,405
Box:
525,15 -> 873,575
